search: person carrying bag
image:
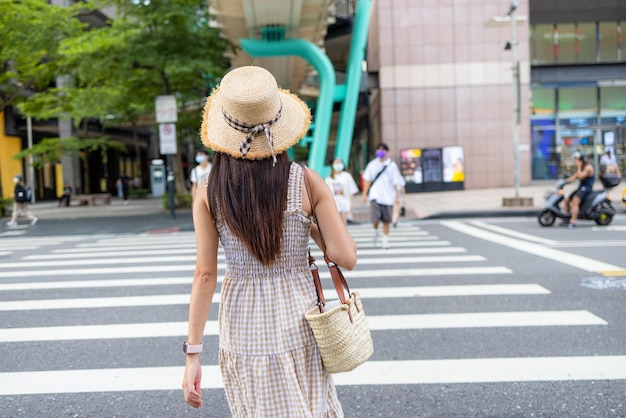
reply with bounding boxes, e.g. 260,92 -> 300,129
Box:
182,66 -> 357,417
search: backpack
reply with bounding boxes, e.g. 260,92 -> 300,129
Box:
15,185 -> 31,203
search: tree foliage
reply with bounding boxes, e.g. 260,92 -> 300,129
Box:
20,0 -> 229,128
13,136 -> 126,168
16,0 -> 230,193
0,0 -> 84,111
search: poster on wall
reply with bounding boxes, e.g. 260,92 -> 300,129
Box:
400,146 -> 464,192
399,148 -> 422,184
442,146 -> 465,183
422,148 -> 443,183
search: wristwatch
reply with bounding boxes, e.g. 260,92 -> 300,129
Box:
183,341 -> 203,354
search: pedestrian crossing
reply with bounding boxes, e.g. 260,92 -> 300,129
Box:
0,223 -> 624,408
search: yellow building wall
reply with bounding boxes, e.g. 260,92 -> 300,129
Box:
0,111 -> 23,198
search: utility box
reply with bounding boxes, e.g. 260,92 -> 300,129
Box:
150,159 -> 166,197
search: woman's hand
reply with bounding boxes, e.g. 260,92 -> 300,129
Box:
182,355 -> 203,408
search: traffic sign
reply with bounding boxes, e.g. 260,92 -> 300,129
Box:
159,123 -> 177,155
155,95 -> 177,123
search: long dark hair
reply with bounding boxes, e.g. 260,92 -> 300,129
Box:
207,152 -> 291,265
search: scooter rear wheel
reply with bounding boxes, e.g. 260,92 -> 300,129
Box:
538,209 -> 556,226
594,209 -> 613,225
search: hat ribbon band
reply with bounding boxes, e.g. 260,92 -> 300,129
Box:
222,104 -> 283,165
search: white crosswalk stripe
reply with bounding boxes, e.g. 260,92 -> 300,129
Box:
3,356 -> 626,395
0,310 -> 606,342
0,222 -> 620,402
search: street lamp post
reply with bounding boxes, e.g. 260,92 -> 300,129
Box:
26,115 -> 36,204
488,1 -> 532,207
509,1 -> 521,199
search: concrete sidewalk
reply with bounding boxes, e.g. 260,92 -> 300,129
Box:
12,180 -> 626,223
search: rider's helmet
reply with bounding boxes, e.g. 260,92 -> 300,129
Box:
572,151 -> 587,162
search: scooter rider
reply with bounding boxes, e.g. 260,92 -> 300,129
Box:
562,151 -> 594,228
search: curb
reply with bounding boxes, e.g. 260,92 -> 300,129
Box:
420,209 -> 542,220
350,208 -> 542,223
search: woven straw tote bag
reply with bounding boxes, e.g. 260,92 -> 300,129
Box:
303,167 -> 374,374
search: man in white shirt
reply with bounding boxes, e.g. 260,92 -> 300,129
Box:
361,143 -> 405,249
599,147 -> 620,176
190,149 -> 212,202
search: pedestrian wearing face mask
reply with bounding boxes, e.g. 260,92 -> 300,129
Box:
361,143 -> 404,249
325,157 -> 359,225
190,149 -> 212,202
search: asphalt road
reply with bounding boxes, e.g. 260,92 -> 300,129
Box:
0,214 -> 625,417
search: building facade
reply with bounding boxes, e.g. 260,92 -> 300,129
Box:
366,0 -> 626,190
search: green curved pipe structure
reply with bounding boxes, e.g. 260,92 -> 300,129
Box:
240,38 -> 335,174
334,0 -> 373,168
240,0 -> 373,176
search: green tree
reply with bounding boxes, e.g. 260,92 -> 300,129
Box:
21,0 -> 230,194
0,0 -> 83,111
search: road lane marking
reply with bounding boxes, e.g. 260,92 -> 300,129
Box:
0,284 -> 549,309
0,310 -> 603,342
335,356 -> 626,385
592,225 -> 626,231
0,265 -> 510,278
54,243 -> 195,253
442,220 -> 622,272
71,229 -> 428,248
1,278 -> 532,293
0,277 -> 194,291
11,245 -> 465,269
367,310 -> 606,329
601,270 -> 626,276
19,254 -> 485,268
548,241 -> 626,247
469,221 -> 558,244
1,355 -> 624,394
51,236 -> 442,254
26,243 -> 455,260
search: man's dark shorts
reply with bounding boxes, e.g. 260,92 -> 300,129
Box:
569,187 -> 592,202
370,201 -> 393,224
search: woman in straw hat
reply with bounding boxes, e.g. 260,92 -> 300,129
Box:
182,66 -> 356,416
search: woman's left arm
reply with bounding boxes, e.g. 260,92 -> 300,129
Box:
182,182 -> 219,409
305,170 -> 357,270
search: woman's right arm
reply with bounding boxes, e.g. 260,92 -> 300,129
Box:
182,182 -> 219,409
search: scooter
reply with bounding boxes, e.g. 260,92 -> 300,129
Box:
537,174 -> 619,227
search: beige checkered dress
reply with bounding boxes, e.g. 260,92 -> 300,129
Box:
215,162 -> 343,417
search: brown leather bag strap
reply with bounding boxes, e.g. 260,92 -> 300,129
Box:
303,166 -> 351,306
309,248 -> 326,308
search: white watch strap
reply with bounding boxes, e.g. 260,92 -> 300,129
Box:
183,341 -> 203,354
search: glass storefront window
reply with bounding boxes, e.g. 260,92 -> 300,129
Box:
532,21 -> 624,65
577,22 -> 597,63
531,87 -> 555,115
556,23 -> 576,63
599,21 -> 620,62
600,86 -> 626,116
558,87 -> 596,116
600,86 -> 626,175
531,117 -> 559,179
531,87 -> 558,179
531,24 -> 555,65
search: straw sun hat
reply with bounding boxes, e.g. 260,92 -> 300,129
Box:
201,66 -> 311,163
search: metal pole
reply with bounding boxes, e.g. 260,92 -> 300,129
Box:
166,154 -> 176,219
510,7 -> 520,198
26,115 -> 36,203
